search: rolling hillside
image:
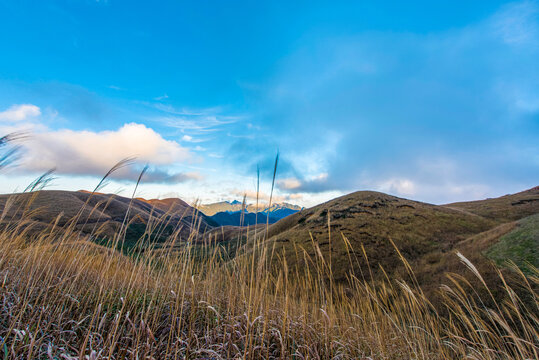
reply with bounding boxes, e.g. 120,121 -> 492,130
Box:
260,191 -> 495,280
445,186 -> 539,222
0,190 -> 216,247
247,187 -> 538,301
1,187 -> 536,285
484,213 -> 539,272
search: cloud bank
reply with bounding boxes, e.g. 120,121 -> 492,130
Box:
0,105 -> 200,184
248,1 -> 539,203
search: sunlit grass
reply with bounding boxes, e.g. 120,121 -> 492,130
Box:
0,188 -> 537,359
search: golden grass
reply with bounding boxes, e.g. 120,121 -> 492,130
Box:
0,190 -> 537,359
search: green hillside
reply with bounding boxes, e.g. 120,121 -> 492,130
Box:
485,213 -> 539,273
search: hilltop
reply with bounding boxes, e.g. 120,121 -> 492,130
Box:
259,191 -> 494,280
243,187 -> 538,300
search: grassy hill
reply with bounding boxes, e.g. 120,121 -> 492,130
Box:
259,191 -> 495,281
445,186 -> 539,222
241,187 -> 539,303
1,187 -> 536,295
0,190 -> 216,249
484,213 -> 539,273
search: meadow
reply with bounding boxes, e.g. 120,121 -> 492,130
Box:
0,187 -> 537,359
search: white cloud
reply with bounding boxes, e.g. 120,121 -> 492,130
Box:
278,177 -> 302,190
22,123 -> 192,177
182,172 -> 204,181
277,173 -> 330,193
288,193 -> 304,200
181,134 -> 207,144
231,189 -> 298,205
377,179 -> 416,196
0,104 -> 41,122
154,104 -> 243,135
312,173 -> 328,181
0,103 -> 201,184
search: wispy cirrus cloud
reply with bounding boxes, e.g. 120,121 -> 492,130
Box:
491,0 -> 539,46
107,85 -> 124,91
154,94 -> 169,101
153,104 -> 243,134
181,134 -> 206,143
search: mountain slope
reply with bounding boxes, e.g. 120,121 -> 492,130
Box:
197,201 -> 244,216
0,190 -> 216,246
484,213 -> 539,272
260,192 -> 495,281
445,186 -> 539,222
136,197 -> 219,228
252,187 -> 538,302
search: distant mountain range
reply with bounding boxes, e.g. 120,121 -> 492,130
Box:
0,192 -> 301,245
209,211 -> 279,226
197,200 -> 302,216
197,200 -> 303,226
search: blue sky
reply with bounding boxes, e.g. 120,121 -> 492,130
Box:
0,0 -> 538,206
